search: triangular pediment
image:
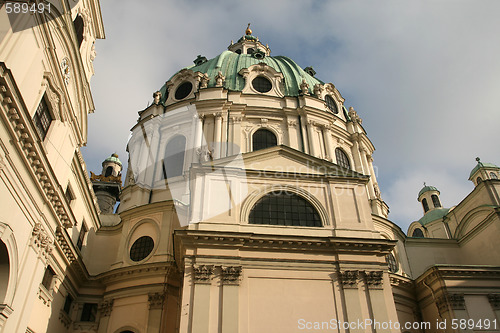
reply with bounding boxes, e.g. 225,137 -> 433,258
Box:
199,145 -> 367,179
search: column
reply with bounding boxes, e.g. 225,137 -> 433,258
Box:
287,119 -> 299,150
230,115 -> 243,156
221,112 -> 228,157
338,270 -> 364,333
349,133 -> 366,175
214,113 -> 222,159
360,149 -> 376,199
364,271 -> 393,332
97,300 -> 113,333
147,293 -> 165,333
322,124 -> 334,161
194,114 -> 204,162
299,115 -> 309,154
221,266 -> 242,333
307,120 -> 317,157
191,265 -> 214,333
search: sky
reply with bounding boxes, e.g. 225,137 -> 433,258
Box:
83,0 -> 500,232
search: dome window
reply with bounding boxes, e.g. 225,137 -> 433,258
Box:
431,194 -> 441,208
412,228 -> 425,238
325,95 -> 338,114
385,253 -> 398,273
193,55 -> 207,66
130,236 -> 154,262
253,129 -> 277,151
490,172 -> 498,179
304,66 -> 316,77
253,50 -> 265,59
235,49 -> 242,54
422,198 -> 429,212
247,48 -> 254,54
252,76 -> 272,93
175,82 -> 193,100
477,177 -> 483,184
335,148 -> 350,170
249,192 -> 322,227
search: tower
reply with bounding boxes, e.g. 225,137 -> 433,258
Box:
90,153 -> 122,214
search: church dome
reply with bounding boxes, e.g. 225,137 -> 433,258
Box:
103,153 -> 122,166
159,51 -> 324,102
469,159 -> 499,179
418,184 -> 439,198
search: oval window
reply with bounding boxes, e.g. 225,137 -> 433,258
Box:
175,82 -> 193,100
252,76 -> 272,93
130,236 -> 154,262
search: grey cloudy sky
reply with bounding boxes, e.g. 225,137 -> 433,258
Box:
83,0 -> 500,231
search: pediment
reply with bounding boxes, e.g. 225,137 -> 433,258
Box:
200,145 -> 367,179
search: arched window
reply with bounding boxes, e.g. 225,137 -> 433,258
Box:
249,192 -> 322,227
0,241 -> 9,302
385,253 -> 398,273
422,198 -> 429,212
325,95 -> 338,114
490,172 -> 498,179
73,15 -> 84,47
252,129 -> 277,151
412,228 -> 425,238
477,177 -> 482,184
335,148 -> 350,169
163,136 -> 186,179
431,194 -> 441,208
104,166 -> 113,177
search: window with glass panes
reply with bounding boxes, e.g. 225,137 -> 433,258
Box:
33,97 -> 53,140
335,148 -> 350,169
249,192 -> 322,227
252,129 -> 277,151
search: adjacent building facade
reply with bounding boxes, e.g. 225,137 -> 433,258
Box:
1,6 -> 499,333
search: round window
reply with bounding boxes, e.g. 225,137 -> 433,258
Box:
175,82 -> 193,100
325,95 -> 338,114
130,236 -> 154,262
252,76 -> 272,93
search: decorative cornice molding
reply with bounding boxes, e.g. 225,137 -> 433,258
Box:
148,293 -> 165,310
0,64 -> 73,229
339,270 -> 359,288
176,231 -> 396,255
193,265 -> 214,284
221,266 -> 242,285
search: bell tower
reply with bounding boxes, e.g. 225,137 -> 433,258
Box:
91,153 -> 122,214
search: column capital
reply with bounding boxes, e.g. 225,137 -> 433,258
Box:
364,271 -> 383,289
148,292 -> 165,309
193,264 -> 214,284
339,270 -> 359,289
488,294 -> 500,310
99,299 -> 114,316
221,266 -> 242,285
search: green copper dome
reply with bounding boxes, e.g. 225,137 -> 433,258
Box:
418,185 -> 439,198
469,159 -> 500,179
160,51 -> 324,102
418,207 -> 450,226
103,153 -> 122,166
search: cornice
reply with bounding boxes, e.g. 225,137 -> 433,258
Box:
0,63 -> 74,229
175,230 -> 396,254
416,265 -> 500,286
96,261 -> 177,285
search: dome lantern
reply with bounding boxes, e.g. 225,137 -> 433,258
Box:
469,157 -> 500,186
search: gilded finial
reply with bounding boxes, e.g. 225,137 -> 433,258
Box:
423,182 -> 426,187
246,23 -> 252,35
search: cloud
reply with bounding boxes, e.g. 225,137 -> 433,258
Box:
83,0 -> 500,232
